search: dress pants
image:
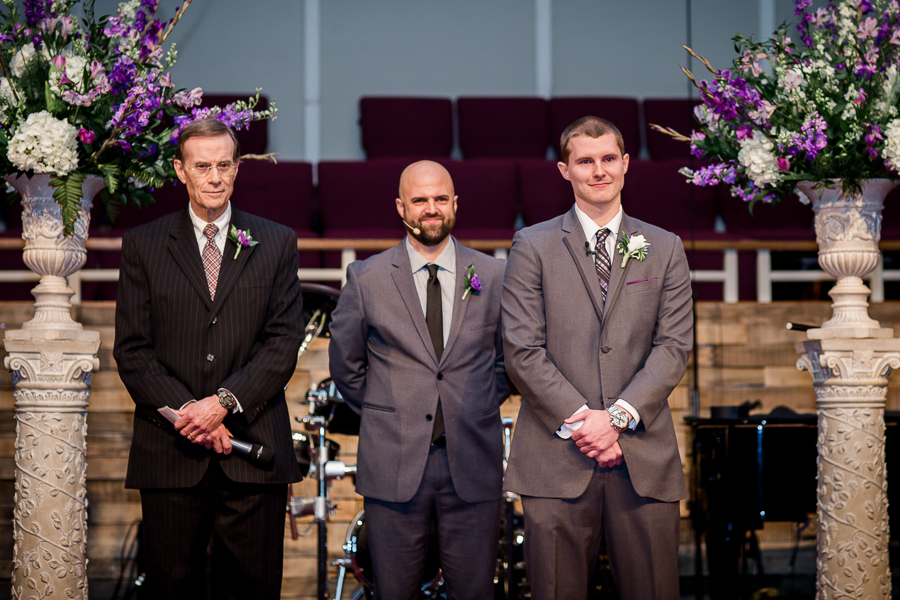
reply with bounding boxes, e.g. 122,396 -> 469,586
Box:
138,460 -> 287,600
364,445 -> 502,600
521,462 -> 680,600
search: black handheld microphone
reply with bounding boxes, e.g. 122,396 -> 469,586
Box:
230,439 -> 275,465
403,220 -> 421,235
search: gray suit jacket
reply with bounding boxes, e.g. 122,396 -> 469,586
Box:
328,239 -> 510,504
501,207 -> 692,502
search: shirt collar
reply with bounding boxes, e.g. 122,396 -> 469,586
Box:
406,236 -> 457,275
188,201 -> 231,239
574,203 -> 623,247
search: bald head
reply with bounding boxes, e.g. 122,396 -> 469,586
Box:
396,160 -> 458,248
399,160 -> 455,200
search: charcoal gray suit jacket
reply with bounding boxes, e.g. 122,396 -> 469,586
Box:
114,206 -> 304,489
328,239 -> 510,504
501,207 -> 692,502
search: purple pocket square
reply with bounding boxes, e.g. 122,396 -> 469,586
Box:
626,277 -> 658,285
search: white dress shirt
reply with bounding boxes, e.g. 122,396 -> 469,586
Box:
186,201 -> 242,413
406,236 -> 456,346
188,201 -> 231,256
556,204 -> 640,439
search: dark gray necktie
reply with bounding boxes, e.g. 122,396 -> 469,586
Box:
594,229 -> 612,301
426,264 -> 444,441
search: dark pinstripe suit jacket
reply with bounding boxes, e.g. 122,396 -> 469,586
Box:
114,206 -> 304,489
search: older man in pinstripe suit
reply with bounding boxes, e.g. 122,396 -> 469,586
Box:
113,119 -> 303,600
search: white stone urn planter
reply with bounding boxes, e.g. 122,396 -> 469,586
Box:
3,173 -> 105,600
794,179 -> 900,600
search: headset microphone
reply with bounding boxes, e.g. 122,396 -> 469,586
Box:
403,220 -> 421,236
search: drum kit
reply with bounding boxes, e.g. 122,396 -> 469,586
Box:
287,284 -> 528,600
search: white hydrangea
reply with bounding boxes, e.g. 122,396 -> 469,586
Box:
50,55 -> 88,96
737,131 -> 780,188
883,119 -> 900,172
9,43 -> 50,78
6,111 -> 79,176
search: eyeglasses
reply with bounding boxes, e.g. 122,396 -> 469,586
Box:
186,161 -> 237,178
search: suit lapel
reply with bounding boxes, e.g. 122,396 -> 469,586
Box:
602,213 -> 637,323
167,207 -> 213,311
210,209 -> 256,319
390,243 -> 440,365
561,208 -> 605,324
439,239 -> 470,367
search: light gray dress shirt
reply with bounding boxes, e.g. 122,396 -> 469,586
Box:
406,236 -> 456,346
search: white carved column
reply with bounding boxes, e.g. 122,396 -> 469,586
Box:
3,174 -> 104,599
794,180 -> 900,599
797,341 -> 899,599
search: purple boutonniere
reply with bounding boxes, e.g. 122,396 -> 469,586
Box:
227,225 -> 259,259
462,264 -> 481,300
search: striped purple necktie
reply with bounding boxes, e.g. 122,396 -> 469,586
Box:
594,228 -> 611,301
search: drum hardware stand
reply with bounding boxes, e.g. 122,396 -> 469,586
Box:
288,383 -> 357,600
298,308 -> 326,358
500,417 -> 522,600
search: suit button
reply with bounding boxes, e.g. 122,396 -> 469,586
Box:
207,354 -> 214,362
425,414 -> 433,421
212,317 -> 218,324
437,373 -> 444,381
601,346 -> 611,354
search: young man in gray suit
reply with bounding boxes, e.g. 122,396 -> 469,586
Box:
114,119 -> 304,600
328,160 -> 510,599
502,117 -> 693,599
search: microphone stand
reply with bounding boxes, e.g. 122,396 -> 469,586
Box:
289,383 -> 357,600
501,417 -> 518,600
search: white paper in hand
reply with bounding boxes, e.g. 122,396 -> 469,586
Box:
158,406 -> 180,424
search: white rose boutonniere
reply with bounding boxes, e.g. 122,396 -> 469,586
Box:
616,233 -> 650,268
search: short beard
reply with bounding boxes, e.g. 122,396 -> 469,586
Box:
407,213 -> 455,247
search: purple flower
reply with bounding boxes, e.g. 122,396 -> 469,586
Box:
470,274 -> 482,292
865,125 -> 883,159
237,230 -> 250,246
78,129 -> 95,144
736,126 -> 754,140
783,111 -> 827,161
777,157 -> 791,171
462,265 -> 481,300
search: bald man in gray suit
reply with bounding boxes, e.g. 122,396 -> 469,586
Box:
502,117 -> 692,599
328,161 -> 510,599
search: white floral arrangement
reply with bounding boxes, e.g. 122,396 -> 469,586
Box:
7,110 -> 78,176
654,0 -> 900,208
0,0 -> 276,234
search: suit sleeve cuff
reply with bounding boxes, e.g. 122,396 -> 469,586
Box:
615,399 -> 640,429
556,404 -> 589,439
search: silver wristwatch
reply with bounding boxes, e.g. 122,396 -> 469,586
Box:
607,405 -> 630,432
217,388 -> 237,412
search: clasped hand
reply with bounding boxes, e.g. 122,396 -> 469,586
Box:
565,409 -> 623,468
174,395 -> 233,454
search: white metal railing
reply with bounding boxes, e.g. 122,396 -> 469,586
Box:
2,238 -> 899,304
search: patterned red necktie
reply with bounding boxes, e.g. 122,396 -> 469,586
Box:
202,224 -> 222,299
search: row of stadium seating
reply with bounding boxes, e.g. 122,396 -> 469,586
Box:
358,96 -> 701,161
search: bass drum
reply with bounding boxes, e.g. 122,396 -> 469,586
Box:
343,508 -> 444,598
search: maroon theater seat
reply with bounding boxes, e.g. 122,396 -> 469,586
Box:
719,191 -> 815,240
622,160 -> 718,237
550,97 -> 641,159
440,159 -> 517,241
457,97 -> 550,159
882,186 -> 900,240
201,93 -> 269,155
0,201 -> 30,299
319,160 -> 409,268
643,98 -> 701,160
231,160 -> 320,272
360,97 -> 453,159
518,159 -> 574,227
